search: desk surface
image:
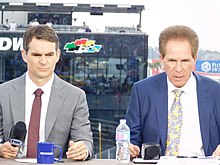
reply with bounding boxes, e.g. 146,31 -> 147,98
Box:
0,158 -> 145,165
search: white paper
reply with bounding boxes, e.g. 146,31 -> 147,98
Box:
133,158 -> 158,164
157,156 -> 219,165
15,158 -> 37,163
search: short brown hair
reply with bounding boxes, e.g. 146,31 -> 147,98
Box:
23,25 -> 59,52
159,25 -> 199,58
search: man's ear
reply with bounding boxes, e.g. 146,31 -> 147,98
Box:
159,54 -> 163,60
159,54 -> 164,63
21,49 -> 27,63
55,49 -> 61,63
159,54 -> 164,67
194,53 -> 198,60
193,53 -> 198,66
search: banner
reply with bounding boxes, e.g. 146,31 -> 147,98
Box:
196,60 -> 220,76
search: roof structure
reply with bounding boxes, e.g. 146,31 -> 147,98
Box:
0,2 -> 144,14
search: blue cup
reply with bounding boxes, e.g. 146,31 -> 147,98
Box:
37,142 -> 63,164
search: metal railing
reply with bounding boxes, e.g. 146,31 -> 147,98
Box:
94,146 -> 116,159
90,117 -> 119,157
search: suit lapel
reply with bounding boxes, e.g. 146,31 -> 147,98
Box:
45,76 -> 66,140
154,73 -> 168,153
10,75 -> 26,122
195,74 -> 210,154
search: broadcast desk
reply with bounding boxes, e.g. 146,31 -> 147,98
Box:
0,158 -> 148,165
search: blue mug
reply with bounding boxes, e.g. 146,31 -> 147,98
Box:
37,142 -> 63,164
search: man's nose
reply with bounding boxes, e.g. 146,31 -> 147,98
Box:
175,61 -> 183,72
39,56 -> 47,64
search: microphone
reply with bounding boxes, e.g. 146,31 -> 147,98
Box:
8,121 -> 27,147
144,145 -> 160,160
142,143 -> 160,160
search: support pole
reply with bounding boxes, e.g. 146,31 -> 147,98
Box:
98,122 -> 102,159
1,10 -> 3,24
1,5 -> 5,24
137,11 -> 142,30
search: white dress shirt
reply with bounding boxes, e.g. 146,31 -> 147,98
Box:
167,73 -> 205,156
21,73 -> 54,156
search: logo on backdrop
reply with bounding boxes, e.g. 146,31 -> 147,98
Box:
0,37 -> 23,51
196,60 -> 220,74
64,38 -> 102,54
201,61 -> 212,72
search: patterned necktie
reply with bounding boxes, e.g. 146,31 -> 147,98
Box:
165,89 -> 184,156
27,88 -> 43,158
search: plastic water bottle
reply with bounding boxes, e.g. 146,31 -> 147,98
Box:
116,119 -> 130,163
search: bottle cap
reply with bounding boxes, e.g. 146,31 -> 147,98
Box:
120,119 -> 126,123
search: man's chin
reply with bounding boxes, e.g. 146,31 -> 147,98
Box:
36,73 -> 51,79
173,82 -> 185,88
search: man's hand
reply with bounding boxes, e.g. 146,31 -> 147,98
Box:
0,142 -> 19,159
212,145 -> 220,156
66,140 -> 88,160
129,143 -> 140,158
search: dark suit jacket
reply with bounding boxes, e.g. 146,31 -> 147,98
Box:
0,73 -> 93,158
125,72 -> 220,156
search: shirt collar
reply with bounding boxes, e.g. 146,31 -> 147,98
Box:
26,72 -> 54,95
